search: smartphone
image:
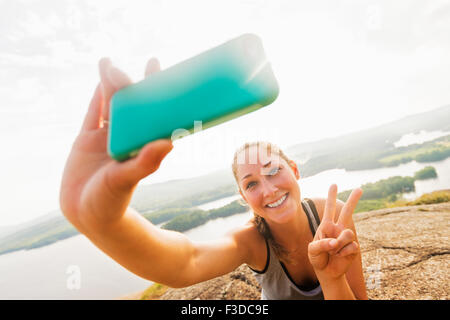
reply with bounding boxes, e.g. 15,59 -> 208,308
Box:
108,33 -> 280,161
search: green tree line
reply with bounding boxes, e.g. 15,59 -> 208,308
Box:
161,200 -> 249,232
414,166 -> 437,180
337,166 -> 438,212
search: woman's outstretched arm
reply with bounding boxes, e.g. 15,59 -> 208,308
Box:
81,206 -> 250,288
59,58 -> 249,288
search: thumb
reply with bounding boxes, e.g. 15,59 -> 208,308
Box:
308,238 -> 337,258
109,139 -> 173,191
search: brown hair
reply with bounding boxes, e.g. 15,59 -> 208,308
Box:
231,141 -> 295,263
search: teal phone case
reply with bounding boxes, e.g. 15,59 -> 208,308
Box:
108,33 -> 279,161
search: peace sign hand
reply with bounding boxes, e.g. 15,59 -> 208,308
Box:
308,184 -> 363,282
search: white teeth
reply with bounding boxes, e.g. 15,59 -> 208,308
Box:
267,194 -> 287,208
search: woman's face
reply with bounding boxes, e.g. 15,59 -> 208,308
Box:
236,146 -> 301,225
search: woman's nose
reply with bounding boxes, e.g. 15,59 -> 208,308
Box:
260,179 -> 278,197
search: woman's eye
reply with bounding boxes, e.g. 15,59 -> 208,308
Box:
269,167 -> 281,175
246,181 -> 256,190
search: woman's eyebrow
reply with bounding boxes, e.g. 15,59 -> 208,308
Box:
241,161 -> 272,181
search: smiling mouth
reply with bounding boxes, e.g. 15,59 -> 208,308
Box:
266,193 -> 289,208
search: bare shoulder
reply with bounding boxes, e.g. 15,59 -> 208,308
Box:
226,219 -> 267,270
227,219 -> 265,250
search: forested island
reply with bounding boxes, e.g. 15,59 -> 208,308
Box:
337,166 -> 440,213
161,200 -> 249,232
142,199 -> 249,232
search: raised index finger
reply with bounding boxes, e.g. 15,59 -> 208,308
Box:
323,184 -> 338,222
144,57 -> 161,78
80,82 -> 103,133
98,58 -> 132,121
337,188 -> 363,226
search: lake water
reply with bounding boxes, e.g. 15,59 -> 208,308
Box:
0,200 -> 253,300
299,157 -> 450,200
0,234 -> 153,300
0,155 -> 448,299
393,130 -> 450,147
196,194 -> 241,211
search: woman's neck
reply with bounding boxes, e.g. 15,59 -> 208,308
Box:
268,202 -> 311,254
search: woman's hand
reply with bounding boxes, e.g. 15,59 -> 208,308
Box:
59,57 -> 173,231
308,184 -> 363,282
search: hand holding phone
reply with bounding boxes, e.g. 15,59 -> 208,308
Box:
60,58 -> 173,231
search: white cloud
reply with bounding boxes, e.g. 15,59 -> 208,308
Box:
18,10 -> 59,38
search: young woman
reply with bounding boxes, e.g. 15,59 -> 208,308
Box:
59,57 -> 368,300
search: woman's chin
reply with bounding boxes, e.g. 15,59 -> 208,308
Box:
265,205 -> 297,225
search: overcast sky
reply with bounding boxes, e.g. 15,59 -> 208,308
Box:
1,0 -> 450,226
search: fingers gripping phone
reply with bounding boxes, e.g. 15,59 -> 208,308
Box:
108,33 -> 280,162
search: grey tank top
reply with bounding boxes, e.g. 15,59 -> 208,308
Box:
249,198 -> 324,300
